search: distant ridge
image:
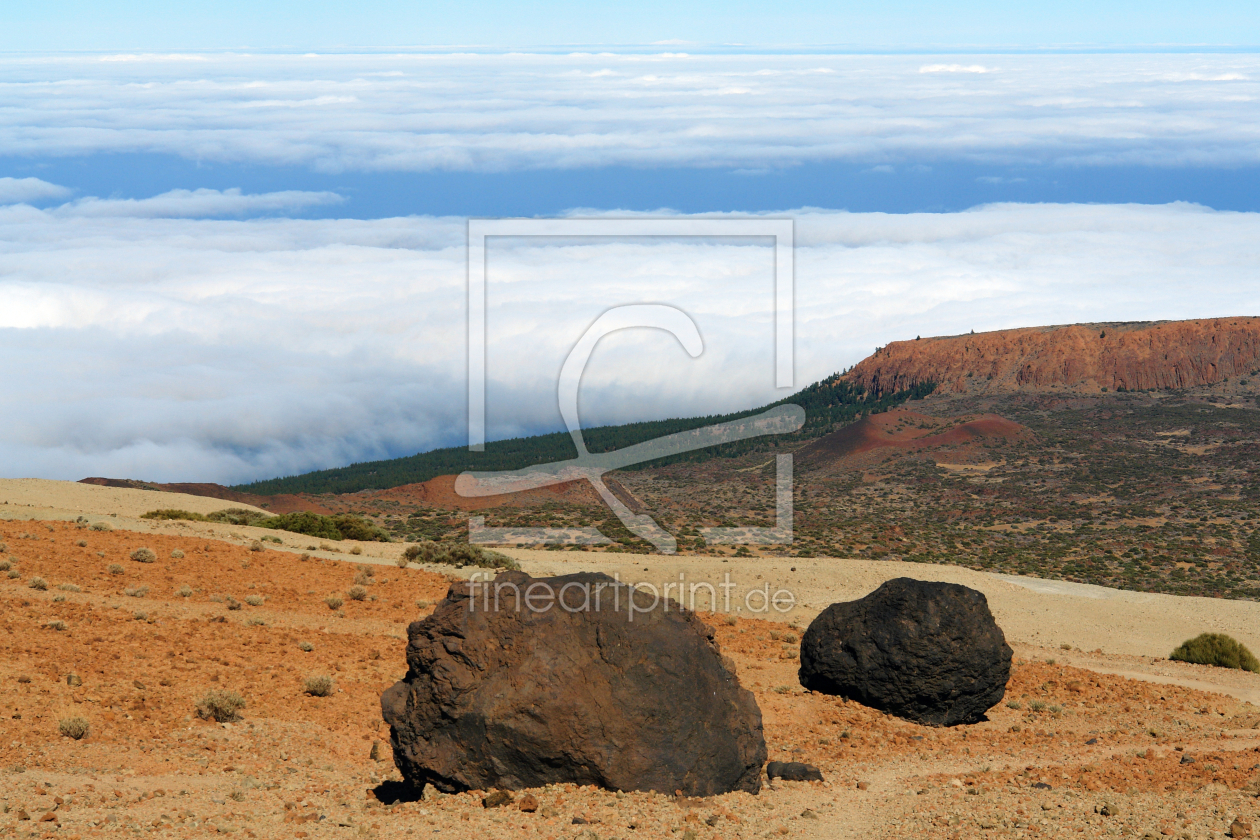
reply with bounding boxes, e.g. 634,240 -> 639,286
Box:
844,317 -> 1260,397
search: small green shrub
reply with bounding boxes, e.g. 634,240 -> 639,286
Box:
45,619 -> 67,631
58,717 -> 90,740
176,585 -> 193,598
325,596 -> 343,610
1170,633 -> 1260,672
303,675 -> 335,697
141,509 -> 208,522
196,689 -> 246,722
76,540 -> 88,548
249,541 -> 264,552
347,585 -> 368,602
107,563 -> 124,575
7,569 -> 21,580
226,597 -> 242,611
124,585 -> 149,598
0,559 -> 10,572
206,508 -> 270,527
297,641 -> 314,652
245,595 -> 264,607
402,541 -> 518,570
353,569 -> 374,586
130,548 -> 156,564
28,577 -> 48,591
89,522 -> 111,532
1006,700 -> 1022,710
1029,700 -> 1047,712
349,546 -> 363,556
171,549 -> 185,559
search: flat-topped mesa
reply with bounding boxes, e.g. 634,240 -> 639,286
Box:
842,317 -> 1260,397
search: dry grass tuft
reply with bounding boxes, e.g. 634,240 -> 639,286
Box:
58,717 -> 90,740
196,689 -> 246,723
303,675 -> 335,697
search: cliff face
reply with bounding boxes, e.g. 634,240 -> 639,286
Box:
843,317 -> 1260,396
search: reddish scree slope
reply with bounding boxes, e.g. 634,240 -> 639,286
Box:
799,409 -> 1032,468
844,317 -> 1260,396
78,478 -> 334,515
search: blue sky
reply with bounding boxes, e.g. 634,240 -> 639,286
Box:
7,1 -> 1260,51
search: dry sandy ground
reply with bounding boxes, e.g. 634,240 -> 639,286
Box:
1,480 -> 1258,839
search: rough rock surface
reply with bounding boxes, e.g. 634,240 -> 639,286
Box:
381,570 -> 766,795
842,317 -> 1260,396
798,577 -> 1012,726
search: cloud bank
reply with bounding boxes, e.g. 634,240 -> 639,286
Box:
0,199 -> 1257,484
1,52 -> 1258,172
0,177 -> 71,203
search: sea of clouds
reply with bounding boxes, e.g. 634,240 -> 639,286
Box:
2,197 -> 1258,484
2,51 -> 1259,483
1,51 -> 1258,171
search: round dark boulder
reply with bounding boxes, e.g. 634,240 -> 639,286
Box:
798,577 -> 1012,726
382,570 -> 766,795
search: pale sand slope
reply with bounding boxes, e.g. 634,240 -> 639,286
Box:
3,478 -> 1258,704
0,477 -> 266,520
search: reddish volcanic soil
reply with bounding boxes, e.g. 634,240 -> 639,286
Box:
845,317 -> 1260,396
799,409 -> 1033,469
370,473 -> 615,511
1,518 -> 1259,839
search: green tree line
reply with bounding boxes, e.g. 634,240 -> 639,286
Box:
233,377 -> 936,496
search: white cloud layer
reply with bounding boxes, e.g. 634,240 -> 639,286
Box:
0,200 -> 1258,484
53,187 -> 343,218
0,52 -> 1258,171
0,176 -> 71,203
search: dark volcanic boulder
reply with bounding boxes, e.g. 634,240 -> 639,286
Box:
798,577 -> 1012,726
381,570 -> 766,795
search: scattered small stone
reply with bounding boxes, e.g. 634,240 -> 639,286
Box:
766,761 -> 824,782
1085,738 -> 1098,745
1180,755 -> 1195,764
1229,817 -> 1252,838
482,790 -> 513,808
1099,802 -> 1121,817
518,794 -> 538,813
